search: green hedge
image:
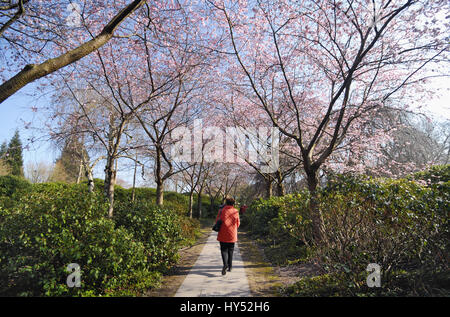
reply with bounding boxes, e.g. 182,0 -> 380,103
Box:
242,193 -> 311,243
0,175 -> 31,197
407,164 -> 449,185
0,176 -> 200,296
114,200 -> 187,272
241,193 -> 312,264
242,165 -> 449,296
0,186 -> 159,296
316,175 -> 448,296
0,175 -> 32,208
84,178 -> 209,217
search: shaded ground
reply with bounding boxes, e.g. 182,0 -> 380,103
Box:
238,230 -> 324,296
274,263 -> 324,289
237,230 -> 282,296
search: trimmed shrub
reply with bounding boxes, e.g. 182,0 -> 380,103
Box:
314,174 -> 448,295
0,175 -> 31,197
0,187 -> 159,296
241,193 -> 313,264
242,193 -> 313,244
320,174 -> 448,270
242,165 -> 449,296
114,200 -> 188,272
0,175 -> 31,208
407,164 -> 449,185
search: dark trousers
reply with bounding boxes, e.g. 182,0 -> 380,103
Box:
219,242 -> 235,268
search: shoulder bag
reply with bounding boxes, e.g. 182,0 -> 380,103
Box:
212,208 -> 223,232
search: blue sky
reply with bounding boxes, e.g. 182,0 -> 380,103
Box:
0,80 -> 62,164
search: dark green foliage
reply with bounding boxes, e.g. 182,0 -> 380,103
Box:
243,193 -> 312,244
0,186 -> 159,296
0,175 -> 31,197
242,194 -> 312,265
130,187 -> 157,201
316,174 -> 448,296
0,175 -> 32,208
4,130 -> 24,177
114,201 -> 186,272
243,165 -> 449,296
0,176 -> 200,296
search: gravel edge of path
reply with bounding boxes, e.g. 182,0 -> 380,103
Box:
237,229 -> 283,297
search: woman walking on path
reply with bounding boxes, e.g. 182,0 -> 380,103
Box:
215,197 -> 240,275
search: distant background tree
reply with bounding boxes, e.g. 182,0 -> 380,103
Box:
0,141 -> 6,155
53,137 -> 89,183
0,140 -> 11,176
3,130 -> 24,177
377,109 -> 450,173
25,161 -> 52,183
0,141 -> 8,176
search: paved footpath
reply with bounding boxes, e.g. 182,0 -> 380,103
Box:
175,231 -> 251,297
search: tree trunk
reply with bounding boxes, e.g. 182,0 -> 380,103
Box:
131,154 -> 137,203
196,186 -> 203,218
107,173 -> 115,218
104,156 -> 116,218
276,169 -> 285,196
209,195 -> 216,214
156,180 -> 164,206
265,178 -> 273,199
76,160 -> 83,184
155,146 -> 164,206
277,182 -> 285,196
188,191 -> 194,218
86,168 -> 95,193
306,169 -> 325,244
81,152 -> 94,193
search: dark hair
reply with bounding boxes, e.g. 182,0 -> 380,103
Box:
225,197 -> 235,206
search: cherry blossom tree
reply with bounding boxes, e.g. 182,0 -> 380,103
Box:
208,0 -> 450,241
68,0 -> 215,210
373,108 -> 450,173
180,142 -> 211,218
30,0 -> 218,215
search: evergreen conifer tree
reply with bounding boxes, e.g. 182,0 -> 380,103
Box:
54,138 -> 88,183
6,130 -> 24,177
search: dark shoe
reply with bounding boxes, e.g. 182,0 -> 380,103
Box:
227,266 -> 232,272
222,266 -> 227,275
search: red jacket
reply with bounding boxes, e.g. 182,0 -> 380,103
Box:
216,205 -> 240,243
